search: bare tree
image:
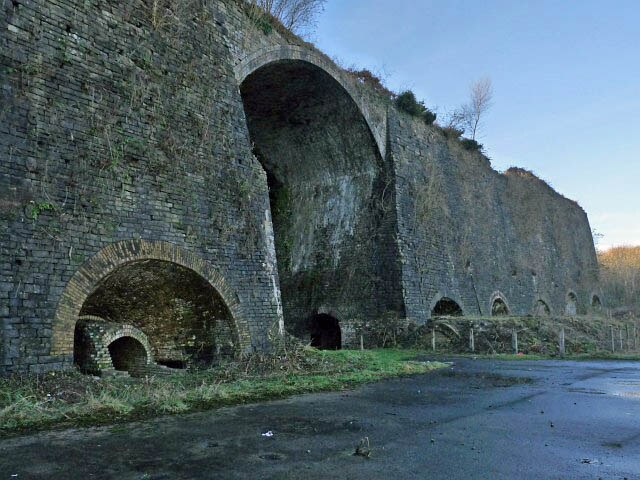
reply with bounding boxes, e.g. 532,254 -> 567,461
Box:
249,0 -> 326,34
464,77 -> 493,140
442,107 -> 467,132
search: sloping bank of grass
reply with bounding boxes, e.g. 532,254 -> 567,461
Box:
0,348 -> 446,435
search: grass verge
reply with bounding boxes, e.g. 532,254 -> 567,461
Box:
0,348 -> 446,436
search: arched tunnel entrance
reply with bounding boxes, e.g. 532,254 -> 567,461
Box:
240,59 -> 400,342
432,297 -> 463,317
309,314 -> 342,350
77,260 -> 238,369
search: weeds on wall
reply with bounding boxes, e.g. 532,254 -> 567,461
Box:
26,201 -> 56,221
344,68 -> 395,99
395,90 -> 437,125
459,138 -> 483,152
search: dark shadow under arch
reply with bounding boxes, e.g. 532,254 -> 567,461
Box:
108,336 -> 148,374
432,298 -> 463,317
309,314 -> 341,350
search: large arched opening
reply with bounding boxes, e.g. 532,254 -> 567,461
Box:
51,240 -> 250,364
78,260 -> 238,368
239,56 -> 392,340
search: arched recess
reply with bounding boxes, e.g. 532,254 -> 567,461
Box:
51,239 -> 251,358
565,291 -> 578,316
490,292 -> 510,317
235,46 -> 386,158
591,294 -> 602,309
533,299 -> 551,317
238,46 -> 396,341
430,294 -> 464,317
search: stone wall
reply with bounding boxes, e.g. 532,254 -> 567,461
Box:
390,110 -> 600,322
1,0 -> 600,373
0,0 -> 285,373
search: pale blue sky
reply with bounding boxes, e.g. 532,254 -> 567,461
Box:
313,0 -> 640,250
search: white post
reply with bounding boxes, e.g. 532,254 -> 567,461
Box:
432,327 -> 436,352
611,325 -> 615,352
626,324 -> 631,351
469,328 -> 475,353
619,328 -> 624,351
512,329 -> 518,354
559,327 -> 565,356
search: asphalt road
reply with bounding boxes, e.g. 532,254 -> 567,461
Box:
1,358 -> 639,479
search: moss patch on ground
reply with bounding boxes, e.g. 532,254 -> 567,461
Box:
0,348 -> 446,436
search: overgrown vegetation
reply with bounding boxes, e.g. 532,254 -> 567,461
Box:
245,0 -> 325,37
459,138 -> 483,152
599,246 -> 640,316
26,200 -> 55,221
0,347 -> 445,435
354,314 -> 639,357
345,67 -> 395,99
395,90 -> 437,125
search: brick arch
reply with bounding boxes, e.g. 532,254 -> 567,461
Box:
51,239 -> 251,356
76,315 -> 154,372
102,325 -> 153,364
234,45 -> 386,159
428,291 -> 465,318
489,291 -> 511,316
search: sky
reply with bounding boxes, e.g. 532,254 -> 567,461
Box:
312,0 -> 640,250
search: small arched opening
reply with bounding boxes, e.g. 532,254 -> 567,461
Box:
565,292 -> 578,316
534,300 -> 551,317
431,298 -> 463,317
592,295 -> 602,309
108,336 -> 148,375
491,298 -> 510,316
309,314 -> 341,350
